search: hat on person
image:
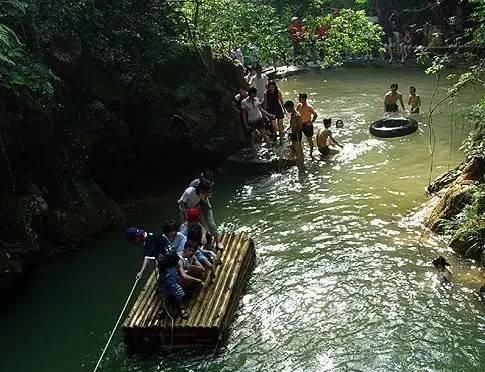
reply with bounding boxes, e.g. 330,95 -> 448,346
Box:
126,227 -> 144,242
186,208 -> 201,222
291,16 -> 299,22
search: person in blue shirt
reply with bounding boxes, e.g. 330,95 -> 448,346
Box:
162,221 -> 186,254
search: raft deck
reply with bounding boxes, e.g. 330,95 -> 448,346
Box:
123,232 -> 255,352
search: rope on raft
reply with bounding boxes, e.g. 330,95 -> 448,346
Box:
92,277 -> 140,372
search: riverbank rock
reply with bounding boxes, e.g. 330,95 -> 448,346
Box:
225,145 -> 296,173
424,183 -> 476,231
423,155 -> 485,261
0,49 -> 245,295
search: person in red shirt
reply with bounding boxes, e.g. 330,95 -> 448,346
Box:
288,17 -> 305,59
315,24 -> 330,40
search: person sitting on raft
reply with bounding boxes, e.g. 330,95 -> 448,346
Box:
283,100 -> 305,170
180,208 -> 218,270
162,221 -> 186,254
316,118 -> 343,156
176,240 -> 205,297
384,83 -> 405,113
297,93 -> 318,157
177,178 -> 212,223
432,256 -> 452,284
408,86 -> 421,114
189,171 -> 224,251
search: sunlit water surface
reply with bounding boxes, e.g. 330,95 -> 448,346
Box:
1,67 -> 485,372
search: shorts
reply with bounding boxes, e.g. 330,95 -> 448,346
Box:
411,107 -> 420,114
159,267 -> 185,301
248,119 -> 265,131
385,103 -> 398,113
318,147 -> 330,156
289,130 -> 303,143
195,250 -> 211,265
302,123 -> 314,137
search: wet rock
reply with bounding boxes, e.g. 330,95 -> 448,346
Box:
424,183 -> 476,231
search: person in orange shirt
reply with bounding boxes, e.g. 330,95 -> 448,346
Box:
296,93 -> 318,157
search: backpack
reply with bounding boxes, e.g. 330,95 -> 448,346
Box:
156,235 -> 180,269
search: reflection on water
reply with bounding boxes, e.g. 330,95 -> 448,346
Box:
1,68 -> 484,372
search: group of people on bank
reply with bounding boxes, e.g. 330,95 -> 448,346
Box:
235,65 -> 343,170
125,172 -> 223,318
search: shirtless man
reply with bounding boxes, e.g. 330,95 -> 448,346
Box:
316,118 -> 343,156
297,93 -> 318,157
408,86 -> 421,113
384,83 -> 405,113
283,100 -> 304,170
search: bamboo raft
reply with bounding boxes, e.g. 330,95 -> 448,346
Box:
123,232 -> 255,352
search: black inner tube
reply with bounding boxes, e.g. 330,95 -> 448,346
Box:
369,117 -> 418,138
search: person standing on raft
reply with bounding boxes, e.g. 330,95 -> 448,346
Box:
297,93 -> 318,157
189,171 -> 224,251
384,83 -> 405,113
283,100 -> 305,170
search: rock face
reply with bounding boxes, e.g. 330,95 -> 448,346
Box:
0,49 -> 246,294
424,183 -> 476,231
424,155 -> 485,262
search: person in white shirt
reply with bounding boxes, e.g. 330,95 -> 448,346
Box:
249,65 -> 268,101
241,87 -> 275,147
177,179 -> 212,221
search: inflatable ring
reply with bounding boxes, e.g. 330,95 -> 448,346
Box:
369,117 -> 418,138
335,119 -> 344,128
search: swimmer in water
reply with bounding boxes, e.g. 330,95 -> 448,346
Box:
384,83 -> 405,113
432,256 -> 452,284
316,118 -> 343,156
479,284 -> 485,305
408,86 -> 421,114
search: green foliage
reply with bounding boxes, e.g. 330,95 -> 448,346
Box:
310,9 -> 382,66
422,0 -> 485,155
446,185 -> 485,260
0,0 -> 192,107
264,0 -> 370,15
185,0 -> 378,65
462,97 -> 485,156
0,22 -> 56,107
183,0 -> 291,64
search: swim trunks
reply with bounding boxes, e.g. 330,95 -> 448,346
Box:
159,266 -> 185,301
289,130 -> 303,143
301,123 -> 314,137
385,103 -> 398,112
248,118 -> 265,131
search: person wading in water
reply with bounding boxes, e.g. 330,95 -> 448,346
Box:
284,100 -> 304,170
384,83 -> 405,113
263,80 -> 285,144
316,118 -> 342,156
297,93 -> 318,157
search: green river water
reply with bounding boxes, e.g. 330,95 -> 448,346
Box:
1,67 -> 485,372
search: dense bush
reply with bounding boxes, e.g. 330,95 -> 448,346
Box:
182,0 -> 380,65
